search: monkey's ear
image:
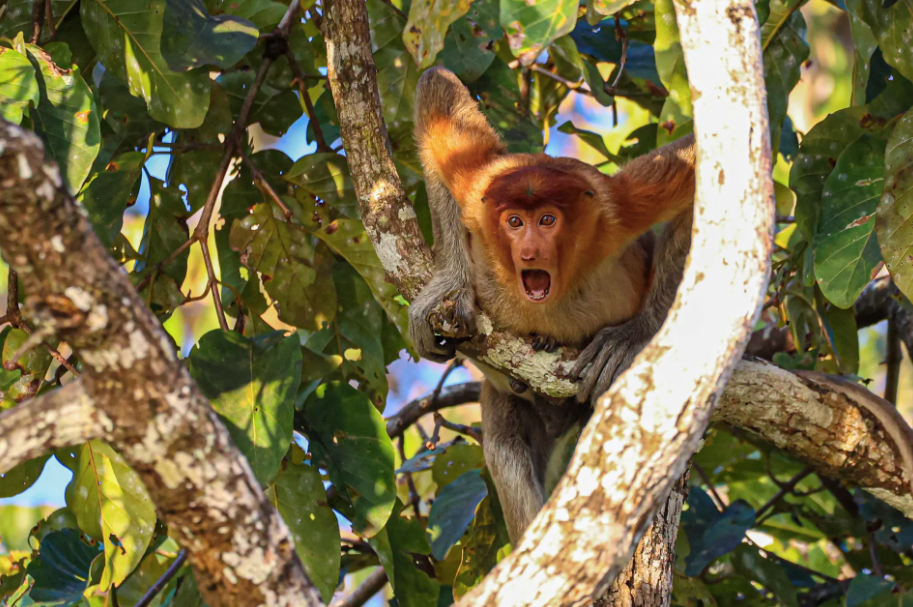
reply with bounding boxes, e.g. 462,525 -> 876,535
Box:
414,67 -> 505,209
610,134 -> 696,236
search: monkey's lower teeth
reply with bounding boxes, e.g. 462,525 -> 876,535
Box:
522,270 -> 551,300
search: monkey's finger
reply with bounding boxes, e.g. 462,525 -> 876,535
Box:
570,335 -> 608,380
575,342 -> 617,402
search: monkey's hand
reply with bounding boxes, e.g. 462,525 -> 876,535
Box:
569,318 -> 655,403
408,279 -> 476,363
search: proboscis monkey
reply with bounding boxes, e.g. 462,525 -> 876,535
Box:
409,66 -> 696,543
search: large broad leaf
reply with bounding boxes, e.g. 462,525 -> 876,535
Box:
303,382 -> 396,536
23,43 -> 100,194
846,574 -> 895,607
302,207 -> 410,340
285,153 -> 357,218
653,0 -> 691,144
469,56 -> 542,153
452,472 -> 511,598
569,18 -> 661,83
681,487 -> 755,576
368,500 -> 438,607
586,0 -> 637,24
878,107 -> 913,302
814,135 -> 886,308
205,0 -> 289,30
0,47 -> 38,124
500,0 -> 579,65
428,469 -> 488,560
59,440 -> 156,589
166,82 -> 233,213
730,545 -> 798,607
220,70 -> 301,137
161,0 -> 259,71
189,330 -> 300,484
855,0 -> 913,84
229,201 -> 337,331
0,455 -> 49,498
77,151 -> 144,248
134,178 -> 191,284
81,0 -> 211,128
26,529 -> 101,607
762,9 -> 808,158
98,71 -> 162,148
403,0 -> 474,68
844,0 -> 878,102
268,459 -> 340,602
439,0 -> 503,83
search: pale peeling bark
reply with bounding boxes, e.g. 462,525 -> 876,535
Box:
322,0 -> 433,300
452,0 -> 774,603
0,121 -> 321,607
0,380 -> 108,472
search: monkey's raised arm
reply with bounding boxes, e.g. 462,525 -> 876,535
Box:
408,68 -> 505,361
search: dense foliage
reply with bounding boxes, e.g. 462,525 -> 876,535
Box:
0,0 -> 911,605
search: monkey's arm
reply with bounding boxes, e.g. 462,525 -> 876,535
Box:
570,210 -> 692,402
409,67 -> 505,361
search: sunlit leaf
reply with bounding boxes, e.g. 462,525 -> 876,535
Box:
762,9 -> 808,157
161,0 -> 259,71
189,330 -> 300,484
403,0 -> 474,68
586,0 -> 637,25
501,0 -> 579,65
0,455 -> 49,499
303,382 -> 396,536
653,0 -> 691,144
0,47 -> 38,124
286,153 -> 357,218
439,0 -> 503,82
59,441 -> 156,589
877,107 -> 913,303
81,0 -> 211,128
205,0 -> 288,30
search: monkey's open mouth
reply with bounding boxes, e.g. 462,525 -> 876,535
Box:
521,270 -> 551,302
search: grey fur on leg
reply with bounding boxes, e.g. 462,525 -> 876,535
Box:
571,210 -> 693,402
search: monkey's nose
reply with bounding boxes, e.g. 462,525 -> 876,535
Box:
520,251 -> 537,261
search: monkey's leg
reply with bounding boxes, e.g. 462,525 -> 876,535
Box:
480,382 -> 552,545
571,209 -> 693,403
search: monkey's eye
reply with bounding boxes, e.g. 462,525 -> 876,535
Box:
507,216 -> 524,229
539,214 -> 556,227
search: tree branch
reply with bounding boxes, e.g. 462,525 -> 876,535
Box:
385,382 -> 481,438
0,116 -> 321,606
0,380 -> 105,473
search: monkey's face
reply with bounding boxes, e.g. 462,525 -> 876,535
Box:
499,207 -> 565,304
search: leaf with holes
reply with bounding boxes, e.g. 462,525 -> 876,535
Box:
161,0 -> 258,71
501,0 -> 579,65
877,107 -> 913,302
854,0 -> 913,83
59,441 -> 156,589
303,382 -> 396,536
0,47 -> 38,124
26,529 -> 101,607
439,0 -> 502,82
230,202 -> 337,331
78,151 -> 144,248
403,0 -> 474,68
81,0 -> 211,128
268,460 -> 340,602
189,330 -> 300,484
814,135 -> 885,308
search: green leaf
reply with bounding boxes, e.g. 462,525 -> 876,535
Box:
846,574 -> 895,607
586,0 -> 637,24
469,56 -> 543,153
368,501 -> 438,607
60,440 -> 156,589
135,178 -> 191,284
81,0 -> 211,128
98,71 -> 162,147
404,0 -> 474,68
268,460 -> 340,602
303,382 -> 396,536
817,296 -> 860,374
161,0 -> 259,71
814,135 -> 885,308
302,207 -> 410,340
286,153 -> 357,218
77,151 -> 144,248
557,120 -> 620,162
500,0 -> 579,65
854,0 -> 913,84
439,0 -> 503,83
431,442 -> 484,488
845,0 -> 878,102
877,107 -> 913,303
229,201 -> 337,331
731,545 -> 798,607
428,469 -> 487,560
26,529 -> 101,607
762,10 -> 808,158
220,70 -> 302,137
0,1 -> 79,43
0,47 -> 38,124
205,0 -> 289,30
0,504 -> 50,551
189,330 -> 300,484
0,455 -> 49,498
653,0 -> 691,144
681,487 -> 756,576
24,43 -> 100,194
452,472 -> 510,598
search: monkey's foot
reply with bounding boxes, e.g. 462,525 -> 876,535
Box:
531,334 -> 559,353
569,324 -> 649,403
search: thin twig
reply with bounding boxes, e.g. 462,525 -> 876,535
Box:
329,568 -> 388,607
884,317 -> 901,405
286,51 -> 332,153
604,18 -> 628,96
775,215 -> 796,223
7,269 -> 21,326
199,240 -> 229,331
530,64 -> 586,92
239,148 -> 294,220
29,0 -> 44,43
43,0 -> 55,39
755,467 -> 813,520
692,462 -> 726,510
520,67 -> 532,118
134,550 -> 188,607
397,437 -> 422,519
433,411 -> 482,444
385,382 -> 481,438
867,531 -> 885,578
